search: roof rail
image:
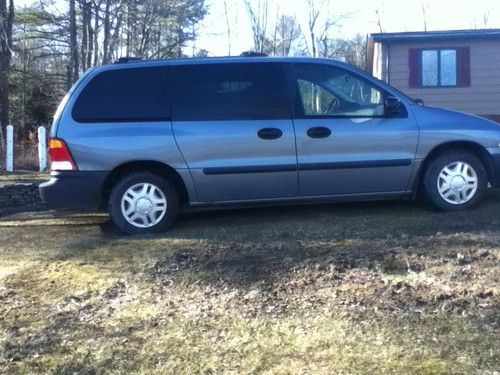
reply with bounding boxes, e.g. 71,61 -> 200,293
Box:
115,57 -> 143,64
240,51 -> 268,57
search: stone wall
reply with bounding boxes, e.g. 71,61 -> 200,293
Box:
0,182 -> 43,210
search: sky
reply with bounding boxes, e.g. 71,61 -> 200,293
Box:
16,0 -> 500,56
195,0 -> 500,56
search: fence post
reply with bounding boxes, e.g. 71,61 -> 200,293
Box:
6,125 -> 13,172
38,126 -> 47,171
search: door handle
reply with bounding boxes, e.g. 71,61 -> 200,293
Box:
257,128 -> 283,140
307,126 -> 331,139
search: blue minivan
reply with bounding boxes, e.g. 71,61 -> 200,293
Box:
40,56 -> 500,234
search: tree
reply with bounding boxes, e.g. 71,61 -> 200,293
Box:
302,0 -> 342,58
68,0 -> 78,86
10,4 -> 68,139
223,0 -> 232,55
375,8 -> 384,33
0,0 -> 13,146
320,33 -> 366,69
245,0 -> 268,54
421,0 -> 429,32
274,14 -> 300,56
244,0 -> 300,56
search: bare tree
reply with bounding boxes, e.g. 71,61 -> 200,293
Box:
303,0 -> 340,58
276,15 -> 300,56
421,0 -> 428,32
244,1 -> 300,57
80,0 -> 93,71
102,0 -> 111,63
0,0 -> 14,145
67,0 -> 79,87
93,0 -> 102,65
223,0 -> 232,55
245,0 -> 268,54
375,8 -> 384,33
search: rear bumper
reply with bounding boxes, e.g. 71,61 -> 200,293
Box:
39,171 -> 108,210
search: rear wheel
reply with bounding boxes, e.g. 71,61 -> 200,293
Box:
423,151 -> 488,211
108,172 -> 179,234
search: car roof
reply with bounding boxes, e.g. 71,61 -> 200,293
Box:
97,56 -> 343,70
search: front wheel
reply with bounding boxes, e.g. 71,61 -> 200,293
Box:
423,151 -> 488,211
108,172 -> 179,234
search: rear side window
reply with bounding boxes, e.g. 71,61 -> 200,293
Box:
172,63 -> 290,121
72,67 -> 170,123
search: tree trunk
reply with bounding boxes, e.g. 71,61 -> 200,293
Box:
223,0 -> 231,55
0,0 -> 14,146
81,1 -> 88,71
80,0 -> 93,71
109,3 -> 124,61
87,3 -> 94,69
93,0 -> 100,66
68,0 -> 79,88
102,0 -> 111,63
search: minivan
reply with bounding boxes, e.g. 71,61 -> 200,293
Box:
40,56 -> 500,234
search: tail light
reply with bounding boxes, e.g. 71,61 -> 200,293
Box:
48,138 -> 77,171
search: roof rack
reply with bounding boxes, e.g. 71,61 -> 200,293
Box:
115,57 -> 143,64
240,51 -> 268,57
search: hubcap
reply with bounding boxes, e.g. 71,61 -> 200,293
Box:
437,161 -> 478,205
121,183 -> 167,228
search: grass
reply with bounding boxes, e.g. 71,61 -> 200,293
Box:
0,191 -> 499,374
0,170 -> 48,183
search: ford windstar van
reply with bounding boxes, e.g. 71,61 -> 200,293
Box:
40,56 -> 500,234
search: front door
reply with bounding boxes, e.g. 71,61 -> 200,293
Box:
288,63 -> 418,197
172,62 -> 298,203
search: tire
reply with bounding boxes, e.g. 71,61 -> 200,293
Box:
108,172 -> 179,234
422,151 -> 488,211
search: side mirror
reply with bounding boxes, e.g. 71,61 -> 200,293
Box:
384,96 -> 402,116
414,98 -> 425,105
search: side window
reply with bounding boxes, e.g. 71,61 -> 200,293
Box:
72,67 -> 170,123
172,63 -> 290,121
292,64 -> 386,118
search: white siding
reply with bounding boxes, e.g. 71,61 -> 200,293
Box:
372,42 -> 388,81
387,39 -> 500,116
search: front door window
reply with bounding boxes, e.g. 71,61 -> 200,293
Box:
293,64 -> 386,118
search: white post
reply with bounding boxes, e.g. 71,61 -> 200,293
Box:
38,126 -> 47,171
6,125 -> 13,172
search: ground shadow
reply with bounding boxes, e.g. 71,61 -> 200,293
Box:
56,190 -> 500,289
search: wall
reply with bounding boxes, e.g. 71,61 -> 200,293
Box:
0,182 -> 43,211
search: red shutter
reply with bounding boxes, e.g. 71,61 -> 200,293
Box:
408,48 -> 420,88
457,47 -> 471,87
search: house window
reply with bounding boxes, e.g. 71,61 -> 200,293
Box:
421,49 -> 457,87
408,47 -> 470,89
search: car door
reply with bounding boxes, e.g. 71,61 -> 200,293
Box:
171,61 -> 298,203
288,62 -> 418,197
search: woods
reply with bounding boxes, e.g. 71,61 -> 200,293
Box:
0,0 -> 207,148
0,0 -> 367,154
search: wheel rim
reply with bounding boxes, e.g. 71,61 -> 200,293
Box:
120,183 -> 167,228
437,161 -> 478,205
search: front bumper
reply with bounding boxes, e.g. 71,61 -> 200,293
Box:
39,171 -> 108,210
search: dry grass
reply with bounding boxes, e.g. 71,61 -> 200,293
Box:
0,192 -> 499,374
0,170 -> 48,184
